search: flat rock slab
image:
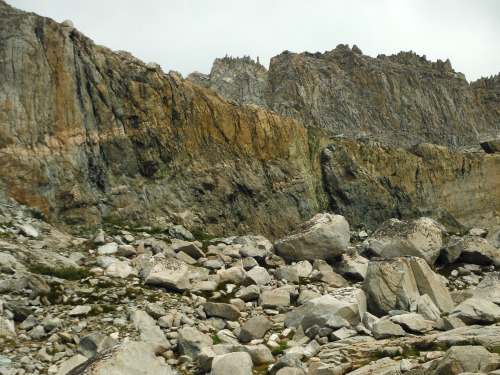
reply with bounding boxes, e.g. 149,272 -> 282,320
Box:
203,302 -> 241,321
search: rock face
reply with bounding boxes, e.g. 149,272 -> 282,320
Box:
187,46 -> 499,150
274,214 -> 349,262
0,2 -> 498,236
363,217 -> 444,265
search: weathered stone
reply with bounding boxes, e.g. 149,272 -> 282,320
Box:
145,303 -> 166,319
170,239 -> 205,259
449,297 -> 500,324
68,305 -> 92,316
275,266 -> 299,283
238,316 -> 272,343
203,302 -> 241,321
242,266 -> 271,286
293,261 -> 313,278
65,342 -> 175,375
56,354 -> 87,375
138,255 -> 190,291
178,327 -> 213,360
370,319 -> 406,339
3,301 -> 32,322
363,258 -> 420,316
104,261 -> 136,278
433,345 -> 500,375
459,235 -> 498,265
197,347 -> 217,372
364,217 -> 445,265
211,352 -> 253,375
274,214 -> 350,262
480,138 -> 500,153
0,317 -> 15,337
235,285 -> 261,301
473,272 -> 500,304
335,250 -> 369,280
417,294 -> 441,321
285,287 -> 366,328
97,242 -> 118,255
259,289 -> 291,309
78,333 -> 117,358
389,313 -> 430,333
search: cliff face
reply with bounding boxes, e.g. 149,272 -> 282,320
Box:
0,2 -> 498,237
188,45 -> 500,149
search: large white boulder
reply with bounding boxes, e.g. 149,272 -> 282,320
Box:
473,272 -> 500,305
364,217 -> 445,265
138,254 -> 189,292
363,257 -> 454,316
449,297 -> 500,324
274,213 -> 350,262
210,352 -> 253,375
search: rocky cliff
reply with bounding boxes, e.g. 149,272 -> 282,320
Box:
0,1 -> 498,237
187,45 -> 500,149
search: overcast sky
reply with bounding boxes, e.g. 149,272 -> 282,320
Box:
7,0 -> 500,82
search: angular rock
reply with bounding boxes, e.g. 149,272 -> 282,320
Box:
0,317 -> 15,337
389,313 -> 430,333
363,258 -> 420,316
56,354 -> 87,375
275,266 -> 299,283
433,345 -> 500,375
97,242 -> 118,255
68,305 -> 92,316
138,254 -> 190,292
259,289 -> 291,309
235,285 -> 261,301
459,235 -> 498,265
274,213 -> 350,262
417,294 -> 441,321
293,261 -> 313,278
335,250 -> 369,280
370,319 -> 406,339
285,287 -> 366,328
364,217 -> 445,265
178,327 -> 213,360
65,342 -> 175,375
203,302 -> 241,321
78,333 -> 117,358
170,239 -> 205,259
238,316 -> 272,343
449,297 -> 500,324
473,272 -> 500,305
211,352 -> 253,375
242,266 -> 271,286
105,261 -> 136,278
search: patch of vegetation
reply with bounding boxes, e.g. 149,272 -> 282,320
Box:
401,347 -> 421,358
211,335 -> 224,345
30,265 -> 91,280
271,344 -> 290,356
369,349 -> 399,362
192,230 -> 220,241
488,346 -> 500,354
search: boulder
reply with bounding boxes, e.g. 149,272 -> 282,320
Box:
473,272 -> 500,304
0,317 -> 15,337
235,285 -> 260,301
105,262 -> 136,278
170,239 -> 204,259
370,319 -> 406,339
416,294 -> 441,321
274,213 -> 349,262
259,289 -> 291,309
138,254 -> 190,292
433,345 -> 500,375
363,257 -> 453,316
449,297 -> 500,324
335,250 -> 369,280
310,269 -> 348,287
439,235 -> 464,264
363,258 -> 420,316
210,352 -> 253,375
285,287 -> 366,328
242,266 -> 271,286
203,302 -> 241,321
178,327 -> 213,359
56,354 -> 87,375
78,333 -> 117,358
238,316 -> 272,343
364,217 -> 445,265
211,344 -> 274,366
275,266 -> 299,283
458,235 -> 498,265
64,342 -> 175,375
389,313 -> 430,333
293,261 -> 313,278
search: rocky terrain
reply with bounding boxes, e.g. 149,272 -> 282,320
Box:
187,47 -> 500,150
0,1 -> 498,236
2,195 -> 500,375
1,1 -> 500,374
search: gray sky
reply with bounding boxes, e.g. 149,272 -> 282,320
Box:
7,0 -> 500,82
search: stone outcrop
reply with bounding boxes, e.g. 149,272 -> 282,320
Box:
187,46 -> 500,150
0,1 -> 498,237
